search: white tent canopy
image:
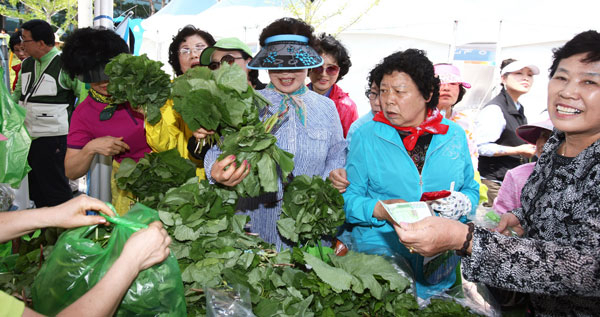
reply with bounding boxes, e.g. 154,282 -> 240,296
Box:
328,0 -> 600,118
139,0 -> 286,74
139,0 -> 599,118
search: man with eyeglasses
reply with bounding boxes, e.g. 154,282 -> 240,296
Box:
12,19 -> 86,208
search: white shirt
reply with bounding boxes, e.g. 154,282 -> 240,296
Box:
475,102 -> 522,157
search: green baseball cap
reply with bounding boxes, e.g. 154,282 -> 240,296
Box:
200,37 -> 253,66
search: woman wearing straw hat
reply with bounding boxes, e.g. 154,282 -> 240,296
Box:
204,17 -> 346,251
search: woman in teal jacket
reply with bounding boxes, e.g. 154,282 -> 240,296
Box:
342,49 -> 479,299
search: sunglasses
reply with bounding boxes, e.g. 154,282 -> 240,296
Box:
313,65 -> 340,76
208,55 -> 246,70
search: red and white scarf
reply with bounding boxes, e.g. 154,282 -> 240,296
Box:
373,108 -> 449,151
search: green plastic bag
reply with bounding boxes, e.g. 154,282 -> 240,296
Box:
0,67 -> 31,188
31,203 -> 186,316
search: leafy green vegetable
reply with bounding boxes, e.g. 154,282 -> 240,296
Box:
277,175 -> 345,248
217,122 -> 294,197
0,245 -> 54,303
171,63 -> 268,145
421,298 -> 479,316
105,53 -> 172,125
155,179 -> 273,315
114,149 -> 196,208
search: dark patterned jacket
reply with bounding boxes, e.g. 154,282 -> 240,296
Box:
462,130 -> 600,316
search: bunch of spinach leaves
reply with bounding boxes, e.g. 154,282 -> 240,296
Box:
156,179 -> 273,315
154,180 -> 478,316
115,149 -> 196,208
171,63 -> 269,144
105,53 -> 171,125
277,175 -> 345,248
217,122 -> 294,197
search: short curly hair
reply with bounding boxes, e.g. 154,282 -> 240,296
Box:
377,49 -> 439,110
258,17 -> 316,47
61,27 -> 129,79
9,30 -> 22,51
549,30 -> 600,78
313,33 -> 351,82
367,60 -> 384,88
168,25 -> 215,76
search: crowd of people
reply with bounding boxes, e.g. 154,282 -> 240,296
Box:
1,15 -> 599,316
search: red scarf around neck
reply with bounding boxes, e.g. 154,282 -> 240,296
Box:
373,108 -> 448,151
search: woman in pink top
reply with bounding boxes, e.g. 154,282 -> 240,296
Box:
493,118 -> 553,213
61,28 -> 151,214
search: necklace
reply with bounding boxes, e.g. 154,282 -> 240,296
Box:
561,142 -> 567,156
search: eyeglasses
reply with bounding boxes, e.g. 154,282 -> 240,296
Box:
19,36 -> 34,43
365,90 -> 378,100
178,44 -> 207,56
313,65 -> 340,76
208,55 -> 246,70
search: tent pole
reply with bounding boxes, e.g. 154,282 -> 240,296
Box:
78,0 -> 93,28
480,20 -> 503,110
448,20 -> 458,63
93,0 -> 114,29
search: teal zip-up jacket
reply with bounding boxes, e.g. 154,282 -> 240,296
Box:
342,117 -> 479,298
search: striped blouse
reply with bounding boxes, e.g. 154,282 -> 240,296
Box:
204,87 -> 346,250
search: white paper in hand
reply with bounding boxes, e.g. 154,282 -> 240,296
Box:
381,201 -> 433,224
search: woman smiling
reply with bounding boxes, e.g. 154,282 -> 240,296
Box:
394,30 -> 600,316
204,18 -> 346,250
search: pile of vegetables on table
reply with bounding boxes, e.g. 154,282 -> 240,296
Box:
0,56 -> 480,316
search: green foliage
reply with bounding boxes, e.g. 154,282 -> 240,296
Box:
0,245 -> 54,302
171,63 -> 267,136
277,175 -> 345,246
285,0 -> 380,35
155,179 -> 272,315
421,298 -> 480,316
105,53 -> 172,125
217,122 -> 294,197
0,0 -> 78,30
114,149 -> 196,208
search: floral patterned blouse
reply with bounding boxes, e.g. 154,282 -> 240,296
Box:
461,130 -> 600,316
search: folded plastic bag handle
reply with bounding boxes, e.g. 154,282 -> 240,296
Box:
99,202 -> 148,231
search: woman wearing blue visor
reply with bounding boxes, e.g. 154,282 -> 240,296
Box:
204,17 -> 346,250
